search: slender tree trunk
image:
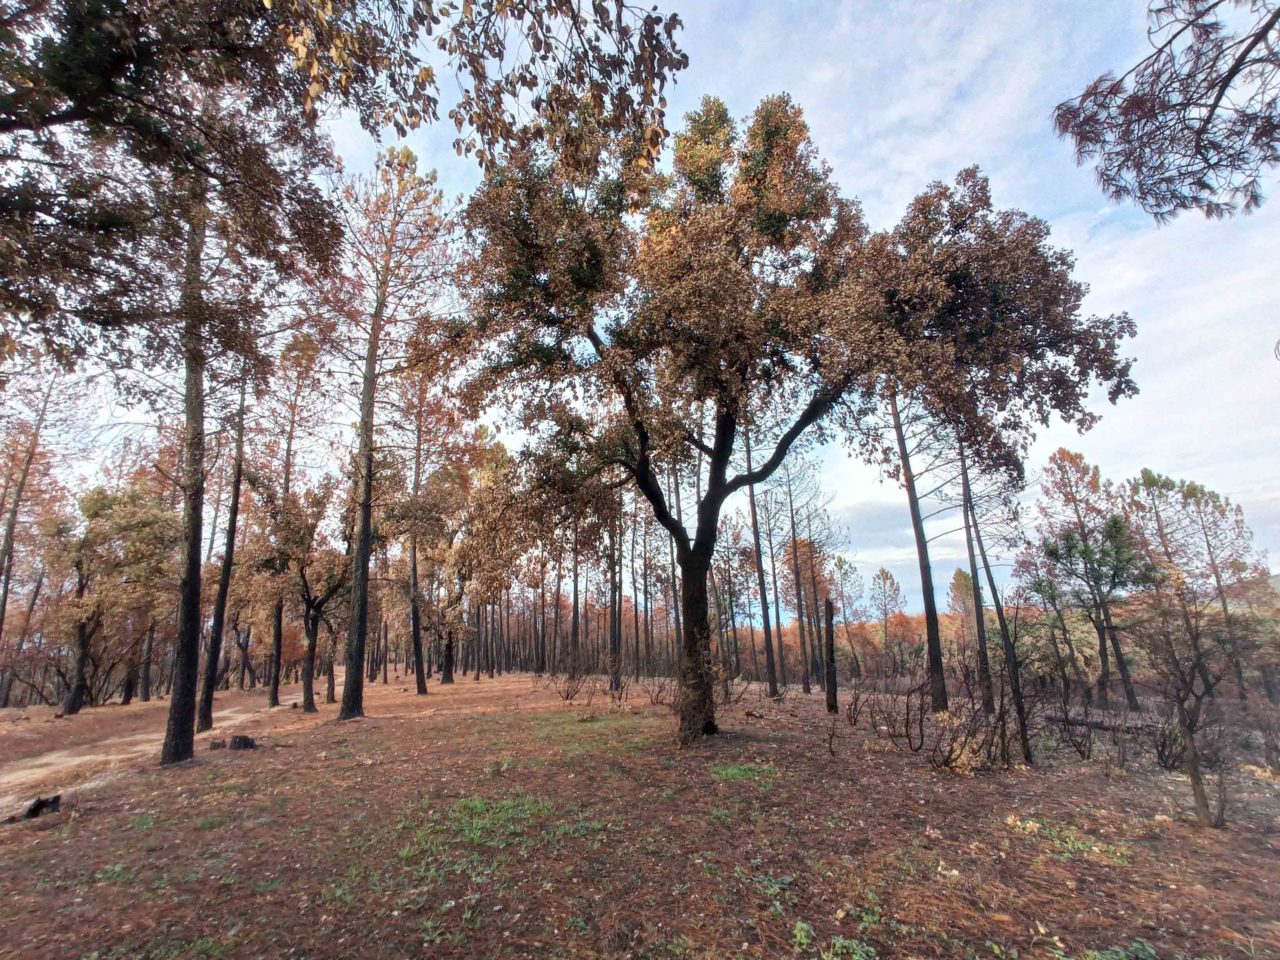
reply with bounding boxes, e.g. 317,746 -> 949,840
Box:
609,517 -> 622,692
824,598 -> 838,714
325,627 -> 337,703
1101,607 -> 1141,712
890,393 -> 946,711
745,432 -> 779,697
1179,702 -> 1213,827
141,621 -> 155,701
407,403 -> 428,694
0,564 -> 41,708
161,179 -> 208,766
969,496 -> 1032,765
785,474 -> 811,695
339,284 -> 385,720
764,508 -> 789,688
198,375 -> 246,731
0,381 -> 53,708
959,446 -> 995,715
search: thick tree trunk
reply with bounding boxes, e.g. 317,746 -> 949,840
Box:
161,184 -> 208,766
440,631 -> 455,684
676,550 -> 717,743
198,375 -> 246,732
268,599 -> 284,707
891,393 -> 946,711
301,614 -> 319,713
62,601 -> 92,715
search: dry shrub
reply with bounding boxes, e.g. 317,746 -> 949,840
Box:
1151,709 -> 1186,771
605,657 -> 631,703
640,675 -> 675,707
845,678 -> 868,728
552,668 -> 588,702
868,678 -> 928,753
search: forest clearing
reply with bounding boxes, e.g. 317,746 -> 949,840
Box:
2,674 -> 1279,960
4,0 -> 1280,956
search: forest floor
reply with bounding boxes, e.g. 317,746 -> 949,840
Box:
1,674 -> 1278,960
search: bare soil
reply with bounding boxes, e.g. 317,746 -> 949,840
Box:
0,675 -> 1277,960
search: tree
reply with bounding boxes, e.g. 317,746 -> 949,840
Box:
0,373 -> 56,706
331,149 -> 446,721
1055,1 -> 1280,219
462,96 -> 1135,742
0,0 -> 686,358
870,166 -> 1137,713
833,556 -> 864,679
291,481 -> 349,713
196,369 -> 248,731
869,568 -> 905,663
1121,469 -> 1270,825
1038,450 -> 1144,711
888,390 -> 948,710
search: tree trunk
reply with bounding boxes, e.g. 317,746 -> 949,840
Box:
141,621 -> 155,701
301,614 -> 319,713
676,549 -> 717,743
339,287 -> 384,721
968,496 -> 1033,765
745,432 -> 779,698
62,584 -> 93,716
785,474 -> 812,695
0,564 -> 42,708
1102,609 -> 1141,712
268,599 -> 284,707
1179,703 -> 1213,827
824,598 -> 837,714
160,180 -> 208,766
890,393 -> 946,711
959,445 -> 995,715
440,630 -> 455,684
198,374 -> 246,732
0,380 -> 52,708
408,534 -> 427,695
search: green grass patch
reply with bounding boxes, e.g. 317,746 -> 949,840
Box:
710,762 -> 775,789
449,792 -> 553,847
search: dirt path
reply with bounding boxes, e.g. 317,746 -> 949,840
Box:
0,704 -> 258,816
0,673 -> 560,817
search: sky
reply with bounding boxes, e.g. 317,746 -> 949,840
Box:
328,0 -> 1280,611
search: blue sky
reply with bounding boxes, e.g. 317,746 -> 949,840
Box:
328,0 -> 1280,611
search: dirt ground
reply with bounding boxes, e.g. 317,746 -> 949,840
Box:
0,674 -> 1277,960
